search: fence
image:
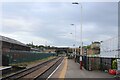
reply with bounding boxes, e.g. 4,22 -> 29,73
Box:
100,36 -> 120,71
2,50 -> 56,65
100,37 -> 118,58
82,56 -> 100,70
76,55 -> 118,71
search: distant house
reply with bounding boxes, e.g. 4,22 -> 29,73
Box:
91,42 -> 100,49
0,35 -> 30,53
87,42 -> 100,55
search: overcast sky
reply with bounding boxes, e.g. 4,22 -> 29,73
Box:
0,2 -> 118,47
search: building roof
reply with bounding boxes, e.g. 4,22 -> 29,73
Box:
92,42 -> 100,44
0,35 -> 27,47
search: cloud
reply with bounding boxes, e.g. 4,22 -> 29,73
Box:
0,31 -> 50,45
1,2 -> 118,47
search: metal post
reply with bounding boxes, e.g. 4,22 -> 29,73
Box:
70,24 -> 77,62
75,25 -> 77,62
70,33 -> 74,55
80,3 -> 83,70
72,2 -> 83,69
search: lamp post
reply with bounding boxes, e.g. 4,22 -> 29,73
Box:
72,2 -> 83,70
70,24 -> 77,62
70,33 -> 74,55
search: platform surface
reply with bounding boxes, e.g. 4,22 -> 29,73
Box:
50,58 -> 115,78
65,59 -> 114,78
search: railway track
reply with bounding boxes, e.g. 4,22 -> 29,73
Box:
2,57 -> 64,80
35,57 -> 63,80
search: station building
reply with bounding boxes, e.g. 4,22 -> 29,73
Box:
0,35 -> 30,66
0,35 -> 30,53
87,42 -> 100,56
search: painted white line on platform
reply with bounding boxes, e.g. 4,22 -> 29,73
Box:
46,58 -> 64,80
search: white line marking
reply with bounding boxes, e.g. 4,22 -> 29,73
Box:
46,58 -> 64,80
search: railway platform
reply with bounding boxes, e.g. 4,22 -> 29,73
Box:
1,57 -> 117,79
51,57 -> 115,78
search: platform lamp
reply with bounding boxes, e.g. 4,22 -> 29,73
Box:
72,2 -> 83,70
70,33 -> 75,57
70,24 -> 77,62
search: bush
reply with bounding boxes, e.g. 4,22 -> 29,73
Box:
112,59 -> 117,69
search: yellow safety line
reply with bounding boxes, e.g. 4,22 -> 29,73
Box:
59,57 -> 67,78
